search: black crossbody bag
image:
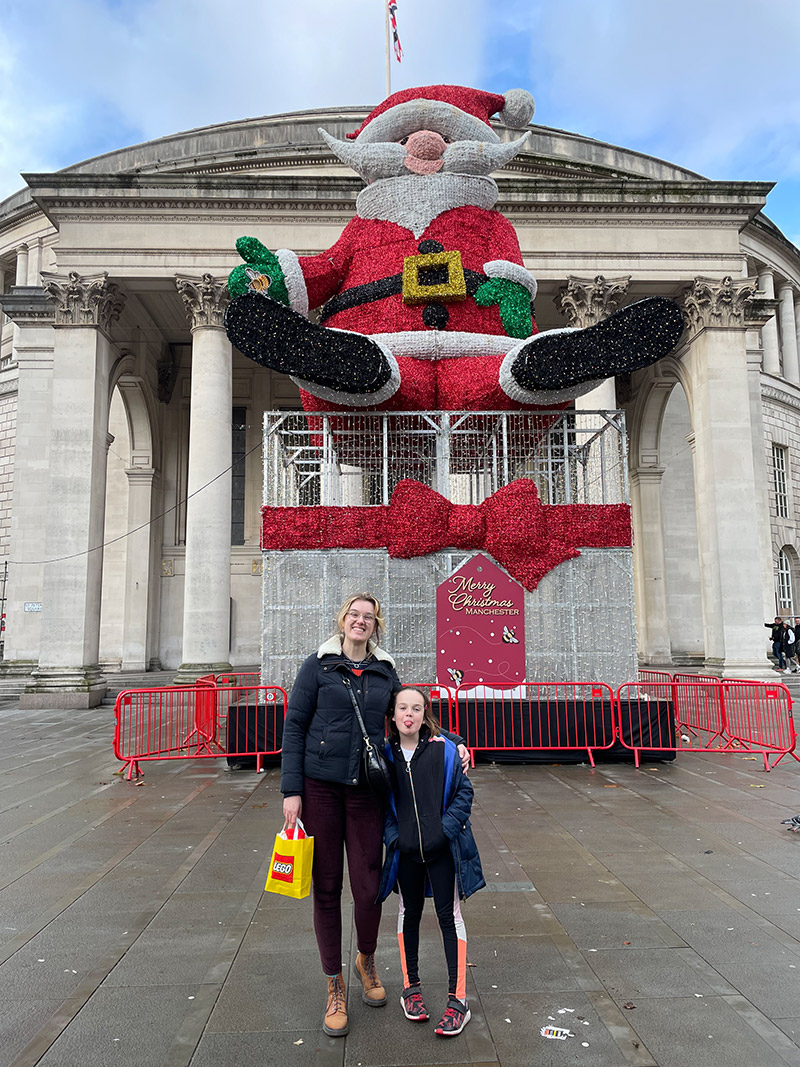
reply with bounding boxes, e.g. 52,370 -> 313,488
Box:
342,676 -> 392,802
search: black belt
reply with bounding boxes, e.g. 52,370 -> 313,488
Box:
319,269 -> 488,323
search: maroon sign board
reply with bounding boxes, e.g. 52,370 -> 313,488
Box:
436,553 -> 526,690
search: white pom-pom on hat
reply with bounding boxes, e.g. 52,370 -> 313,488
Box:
499,89 -> 535,129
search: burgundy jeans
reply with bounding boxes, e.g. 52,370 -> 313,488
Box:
302,776 -> 384,975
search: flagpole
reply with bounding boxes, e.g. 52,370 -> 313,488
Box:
384,0 -> 391,97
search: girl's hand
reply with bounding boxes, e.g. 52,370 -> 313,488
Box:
283,795 -> 302,828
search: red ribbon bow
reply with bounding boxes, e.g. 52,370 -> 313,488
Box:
261,478 -> 631,591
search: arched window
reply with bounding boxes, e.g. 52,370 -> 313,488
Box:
777,548 -> 794,615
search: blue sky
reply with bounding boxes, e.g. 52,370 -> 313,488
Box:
1,0 -> 798,247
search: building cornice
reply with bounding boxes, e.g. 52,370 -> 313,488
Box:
19,173 -> 773,230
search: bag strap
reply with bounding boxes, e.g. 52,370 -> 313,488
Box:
343,676 -> 374,750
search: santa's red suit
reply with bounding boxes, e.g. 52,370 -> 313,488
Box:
284,205 -> 540,411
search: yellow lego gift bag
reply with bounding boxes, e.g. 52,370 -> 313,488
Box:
265,819 -> 313,899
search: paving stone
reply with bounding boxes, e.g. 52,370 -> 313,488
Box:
190,1030 -> 345,1067
466,935 -> 580,993
548,901 -> 678,950
34,986 -> 202,1067
621,996 -> 794,1067
583,947 -> 726,999
0,998 -> 61,1066
480,991 -> 631,1067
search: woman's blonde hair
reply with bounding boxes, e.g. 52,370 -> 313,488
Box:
335,592 -> 386,648
388,686 -> 441,738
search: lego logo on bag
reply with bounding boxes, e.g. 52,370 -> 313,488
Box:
271,853 -> 295,882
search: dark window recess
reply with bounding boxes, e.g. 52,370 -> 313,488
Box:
418,264 -> 450,287
231,406 -> 247,545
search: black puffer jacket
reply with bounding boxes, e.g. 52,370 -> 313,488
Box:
281,637 -> 401,796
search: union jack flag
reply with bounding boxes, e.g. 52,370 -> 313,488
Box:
388,1 -> 403,62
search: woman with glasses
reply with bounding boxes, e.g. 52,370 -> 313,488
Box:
281,591 -> 467,1038
281,592 -> 400,1037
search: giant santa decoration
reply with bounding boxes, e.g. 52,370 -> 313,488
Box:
224,84 -> 684,412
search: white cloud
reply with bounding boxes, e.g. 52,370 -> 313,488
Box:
0,0 -> 485,201
522,0 -> 800,180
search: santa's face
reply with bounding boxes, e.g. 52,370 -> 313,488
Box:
320,127 -> 529,184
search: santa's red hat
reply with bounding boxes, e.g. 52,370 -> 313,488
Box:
347,84 -> 534,142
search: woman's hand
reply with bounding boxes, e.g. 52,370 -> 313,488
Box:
283,795 -> 302,828
431,737 -> 471,772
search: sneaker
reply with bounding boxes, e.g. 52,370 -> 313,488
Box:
783,669 -> 791,674
400,985 -> 430,1022
434,997 -> 471,1037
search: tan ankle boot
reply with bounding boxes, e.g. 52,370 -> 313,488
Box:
355,951 -> 387,1005
323,973 -> 349,1037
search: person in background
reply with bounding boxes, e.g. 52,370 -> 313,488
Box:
766,616 -> 785,670
782,620 -> 799,674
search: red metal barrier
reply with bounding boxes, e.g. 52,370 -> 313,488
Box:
454,683 -> 617,766
638,669 -> 674,685
114,682 -> 287,780
216,672 -> 261,687
616,681 -> 796,770
718,681 -> 798,769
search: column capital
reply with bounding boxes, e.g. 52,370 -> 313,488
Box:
176,273 -> 230,329
40,271 -> 125,331
680,275 -> 759,335
555,274 -> 631,328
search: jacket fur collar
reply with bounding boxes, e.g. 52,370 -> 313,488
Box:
316,635 -> 396,668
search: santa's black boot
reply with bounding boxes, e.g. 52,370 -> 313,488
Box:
224,292 -> 394,395
508,297 -> 685,393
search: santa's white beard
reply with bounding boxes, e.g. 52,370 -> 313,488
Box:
356,172 -> 499,238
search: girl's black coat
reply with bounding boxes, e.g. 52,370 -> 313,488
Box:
280,642 -> 401,796
377,730 -> 485,902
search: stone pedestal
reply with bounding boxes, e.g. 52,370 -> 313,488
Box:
174,275 -> 233,684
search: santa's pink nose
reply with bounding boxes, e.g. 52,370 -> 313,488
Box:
404,130 -> 447,160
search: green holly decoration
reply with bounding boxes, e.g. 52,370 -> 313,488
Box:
227,236 -> 290,305
474,277 -> 533,339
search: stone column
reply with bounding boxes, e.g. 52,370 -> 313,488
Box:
174,274 -> 232,683
778,284 -> 800,385
20,273 -> 125,707
680,276 -> 766,673
15,245 -> 28,287
757,269 -> 781,376
630,466 -> 671,663
0,287 -> 56,678
556,274 -> 630,411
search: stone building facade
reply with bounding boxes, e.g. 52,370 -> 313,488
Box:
0,106 -> 798,704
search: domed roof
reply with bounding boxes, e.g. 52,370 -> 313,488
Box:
1,105 -> 705,222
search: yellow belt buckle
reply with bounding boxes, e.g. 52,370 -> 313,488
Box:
402,250 -> 467,305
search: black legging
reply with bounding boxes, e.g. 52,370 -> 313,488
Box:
396,849 -> 466,1000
